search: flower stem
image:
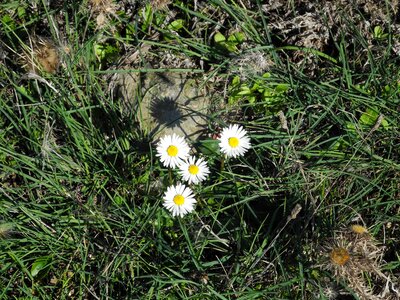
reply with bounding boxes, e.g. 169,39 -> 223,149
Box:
168,168 -> 173,185
219,156 -> 225,181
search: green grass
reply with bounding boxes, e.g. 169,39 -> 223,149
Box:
1,0 -> 399,299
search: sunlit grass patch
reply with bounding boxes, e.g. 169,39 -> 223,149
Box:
0,0 -> 399,298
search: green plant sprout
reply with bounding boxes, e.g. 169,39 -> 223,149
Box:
228,72 -> 289,114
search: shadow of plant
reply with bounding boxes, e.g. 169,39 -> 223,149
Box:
150,96 -> 186,127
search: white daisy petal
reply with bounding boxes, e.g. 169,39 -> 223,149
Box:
156,134 -> 190,168
178,156 -> 210,185
162,184 -> 196,217
218,124 -> 251,158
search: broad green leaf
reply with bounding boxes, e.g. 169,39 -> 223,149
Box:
31,256 -> 52,277
227,32 -> 245,43
1,14 -> 16,31
262,72 -> 271,78
359,108 -> 388,129
17,7 -> 26,19
168,19 -> 184,31
275,84 -> 289,93
346,122 -> 357,135
360,108 -> 379,126
248,95 -> 256,103
214,32 -> 226,43
198,139 -> 220,156
237,86 -> 252,95
223,41 -> 238,53
374,26 -> 382,37
231,76 -> 241,86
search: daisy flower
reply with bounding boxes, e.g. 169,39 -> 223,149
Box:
156,134 -> 190,168
163,183 -> 196,217
218,124 -> 251,158
178,156 -> 210,184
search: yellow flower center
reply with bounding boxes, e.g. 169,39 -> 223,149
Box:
188,164 -> 199,175
228,137 -> 239,148
167,145 -> 178,157
330,247 -> 350,266
173,194 -> 185,206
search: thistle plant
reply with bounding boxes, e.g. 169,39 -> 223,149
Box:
317,225 -> 398,300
